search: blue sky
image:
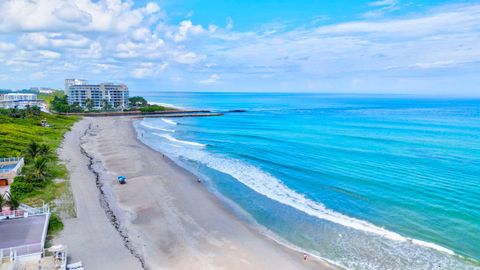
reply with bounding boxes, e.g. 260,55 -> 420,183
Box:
0,0 -> 479,96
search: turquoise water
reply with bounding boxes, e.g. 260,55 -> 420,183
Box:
134,92 -> 480,269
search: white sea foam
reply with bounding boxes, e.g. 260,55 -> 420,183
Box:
154,133 -> 205,147
140,121 -> 175,132
167,147 -> 456,256
162,118 -> 177,125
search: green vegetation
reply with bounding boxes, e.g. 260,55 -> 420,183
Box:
0,109 -> 78,156
139,104 -> 169,112
0,105 -> 41,118
0,192 -> 20,211
0,108 -> 78,236
129,96 -> 148,108
47,213 -> 64,236
50,95 -> 83,113
38,91 -> 64,107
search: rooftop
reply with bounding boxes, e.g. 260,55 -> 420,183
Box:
0,215 -> 47,252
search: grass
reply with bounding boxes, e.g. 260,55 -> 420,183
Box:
38,91 -> 65,110
0,113 -> 78,157
0,111 -> 79,237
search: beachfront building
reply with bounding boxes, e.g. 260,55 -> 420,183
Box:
65,79 -> 129,110
64,79 -> 87,94
0,157 -> 24,195
0,203 -> 68,270
0,93 -> 42,109
30,87 -> 57,94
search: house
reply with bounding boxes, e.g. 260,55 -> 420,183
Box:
0,157 -> 24,194
0,203 -> 67,269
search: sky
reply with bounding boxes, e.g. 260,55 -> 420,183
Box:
0,0 -> 479,96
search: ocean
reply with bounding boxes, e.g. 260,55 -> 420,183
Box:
133,92 -> 480,269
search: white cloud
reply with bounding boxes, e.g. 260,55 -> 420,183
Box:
39,50 -> 61,59
132,62 -> 168,78
363,0 -> 399,18
172,51 -> 204,64
20,33 -> 90,50
0,41 -> 15,51
0,0 -> 478,94
145,2 -> 160,15
0,0 -> 159,33
168,20 -> 208,42
53,3 -> 92,24
369,0 -> 398,7
199,74 -> 220,84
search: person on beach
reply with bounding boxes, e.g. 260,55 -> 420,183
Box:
303,253 -> 308,260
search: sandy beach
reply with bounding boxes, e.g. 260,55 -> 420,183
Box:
56,117 -> 337,270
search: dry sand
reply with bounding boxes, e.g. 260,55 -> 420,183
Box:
56,117 -> 337,270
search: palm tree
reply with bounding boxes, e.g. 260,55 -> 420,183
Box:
0,193 -> 5,212
39,144 -> 51,158
30,157 -> 49,182
5,192 -> 19,211
85,98 -> 93,111
27,141 -> 41,160
102,98 -> 110,111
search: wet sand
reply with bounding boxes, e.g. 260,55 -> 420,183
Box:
56,117 -> 337,270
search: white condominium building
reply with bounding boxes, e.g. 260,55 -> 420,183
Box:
64,79 -> 87,94
65,79 -> 129,110
0,93 -> 41,109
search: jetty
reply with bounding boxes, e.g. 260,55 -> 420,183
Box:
59,110 -> 223,118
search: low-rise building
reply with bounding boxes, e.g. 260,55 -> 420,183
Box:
0,203 -> 68,270
30,87 -> 57,94
0,93 -> 42,109
65,79 -> 129,110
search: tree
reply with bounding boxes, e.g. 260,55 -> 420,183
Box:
102,98 -> 110,111
129,96 -> 148,108
0,193 -> 4,212
39,144 -> 52,158
29,157 -> 49,182
5,192 -> 20,211
85,98 -> 93,111
27,141 -> 41,160
50,95 -> 84,113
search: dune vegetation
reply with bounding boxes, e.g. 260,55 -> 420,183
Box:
0,106 -> 79,235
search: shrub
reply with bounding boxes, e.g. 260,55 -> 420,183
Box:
10,178 -> 35,198
140,105 -> 168,112
48,214 -> 64,235
129,96 -> 148,107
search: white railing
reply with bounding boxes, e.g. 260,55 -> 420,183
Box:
0,210 -> 26,220
0,204 -> 49,220
20,203 -> 49,216
12,158 -> 24,174
0,157 -> 23,174
0,157 -> 22,163
0,243 -> 43,261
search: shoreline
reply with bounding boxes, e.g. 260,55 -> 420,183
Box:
78,122 -> 145,268
57,117 -> 337,270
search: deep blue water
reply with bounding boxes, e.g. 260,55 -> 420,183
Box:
134,92 -> 480,270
